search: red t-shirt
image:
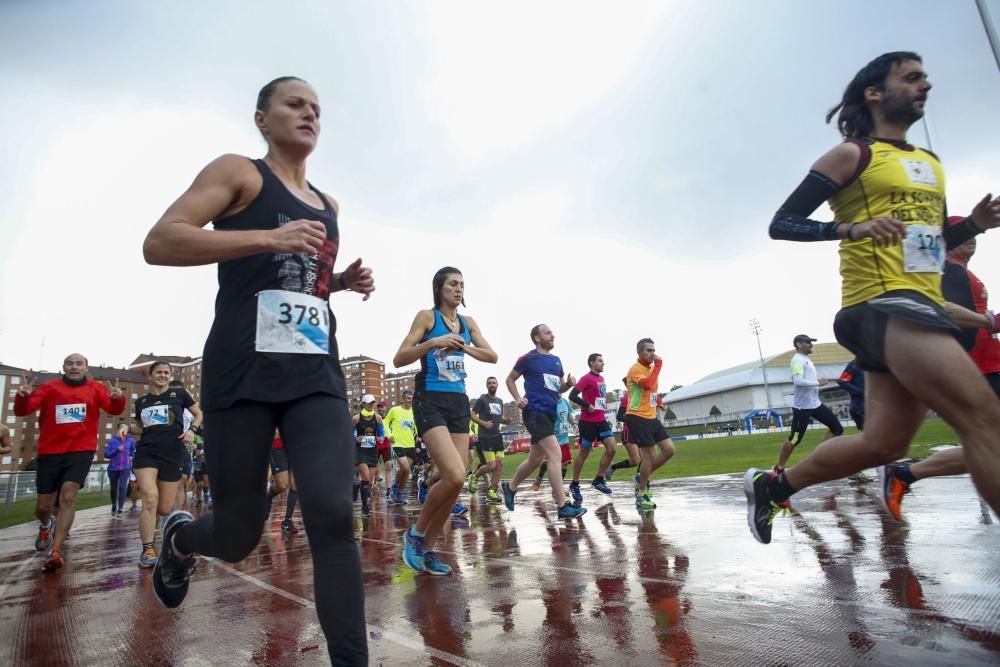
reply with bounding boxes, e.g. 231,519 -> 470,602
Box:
15,378 -> 126,455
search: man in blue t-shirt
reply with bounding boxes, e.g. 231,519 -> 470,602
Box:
501,324 -> 586,519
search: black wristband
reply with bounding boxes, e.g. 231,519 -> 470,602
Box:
847,222 -> 857,241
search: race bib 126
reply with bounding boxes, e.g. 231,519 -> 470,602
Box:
903,224 -> 944,273
255,290 -> 330,354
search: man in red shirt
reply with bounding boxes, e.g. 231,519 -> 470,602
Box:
14,353 -> 126,572
878,217 -> 1000,520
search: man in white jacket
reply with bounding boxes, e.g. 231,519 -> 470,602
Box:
773,335 -> 844,473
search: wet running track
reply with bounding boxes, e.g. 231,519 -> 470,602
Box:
1,473 -> 998,666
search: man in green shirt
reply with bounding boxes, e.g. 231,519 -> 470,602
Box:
385,390 -> 418,504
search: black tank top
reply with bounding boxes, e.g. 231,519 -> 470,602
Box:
200,158 -> 347,410
356,413 -> 379,443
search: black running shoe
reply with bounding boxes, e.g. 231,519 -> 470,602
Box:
744,468 -> 785,545
152,511 -> 197,609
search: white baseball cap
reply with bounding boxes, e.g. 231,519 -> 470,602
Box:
361,394 -> 376,404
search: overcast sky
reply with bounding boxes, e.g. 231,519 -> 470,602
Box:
2,1 -> 998,397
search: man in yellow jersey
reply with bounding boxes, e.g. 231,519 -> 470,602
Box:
384,390 -> 418,504
745,51 -> 1000,545
625,338 -> 675,510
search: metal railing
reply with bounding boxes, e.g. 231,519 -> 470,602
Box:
1,466 -> 111,518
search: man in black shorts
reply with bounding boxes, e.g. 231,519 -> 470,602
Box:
773,335 -> 844,473
500,324 -> 586,519
625,339 -> 676,510
14,354 -> 126,572
384,390 -> 418,504
266,429 -> 299,532
469,377 -> 509,503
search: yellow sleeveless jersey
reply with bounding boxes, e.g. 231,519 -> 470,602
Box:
829,139 -> 947,307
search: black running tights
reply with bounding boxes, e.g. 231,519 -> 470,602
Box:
173,394 -> 366,664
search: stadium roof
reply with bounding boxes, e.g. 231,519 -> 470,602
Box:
667,343 -> 853,402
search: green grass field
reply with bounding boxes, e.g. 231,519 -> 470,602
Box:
0,490 -> 114,530
495,419 -> 960,482
0,420 -> 960,530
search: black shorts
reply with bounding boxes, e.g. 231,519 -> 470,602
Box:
393,447 -> 415,459
625,415 -> 670,448
849,407 -> 865,432
478,436 -> 504,453
522,409 -> 556,444
182,459 -> 193,477
193,469 -> 205,482
270,448 -> 289,473
413,391 -> 470,434
36,451 -> 93,495
788,404 -> 844,446
355,447 -> 379,468
133,446 -> 185,483
834,289 -> 960,373
579,420 -> 614,447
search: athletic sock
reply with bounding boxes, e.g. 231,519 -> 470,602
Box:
767,472 -> 797,503
593,475 -> 605,483
284,491 -> 298,521
895,464 -> 917,485
360,481 -> 371,510
142,541 -> 154,551
610,459 -> 634,471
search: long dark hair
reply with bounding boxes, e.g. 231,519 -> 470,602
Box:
432,266 -> 465,309
826,51 -> 921,138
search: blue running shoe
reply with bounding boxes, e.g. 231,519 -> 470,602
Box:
403,526 -> 425,571
423,551 -> 452,576
452,503 -> 468,517
592,479 -> 612,495
557,502 -> 587,519
418,480 -> 429,504
501,481 -> 516,511
569,482 -> 583,505
391,483 -> 399,501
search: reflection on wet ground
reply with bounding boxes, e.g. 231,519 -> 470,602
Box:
0,474 -> 997,665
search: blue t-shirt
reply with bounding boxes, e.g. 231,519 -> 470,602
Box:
416,310 -> 471,394
554,397 -> 571,445
513,349 -> 563,413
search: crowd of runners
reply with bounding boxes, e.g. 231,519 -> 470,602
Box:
8,51 -> 1000,664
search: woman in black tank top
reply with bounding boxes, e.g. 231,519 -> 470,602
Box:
143,77 -> 371,665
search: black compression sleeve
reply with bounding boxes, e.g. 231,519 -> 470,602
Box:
769,170 -> 844,242
942,217 -> 982,250
568,387 -> 589,408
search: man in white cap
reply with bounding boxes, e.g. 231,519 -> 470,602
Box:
773,335 -> 844,473
352,394 -> 384,518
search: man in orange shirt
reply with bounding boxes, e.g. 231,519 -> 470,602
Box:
14,353 -> 126,572
625,338 -> 676,510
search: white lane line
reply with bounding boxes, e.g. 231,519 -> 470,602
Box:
208,558 -> 486,667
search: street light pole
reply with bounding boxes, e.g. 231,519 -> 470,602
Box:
750,319 -> 774,419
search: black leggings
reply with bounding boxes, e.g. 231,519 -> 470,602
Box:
173,394 -> 366,664
108,469 -> 129,511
